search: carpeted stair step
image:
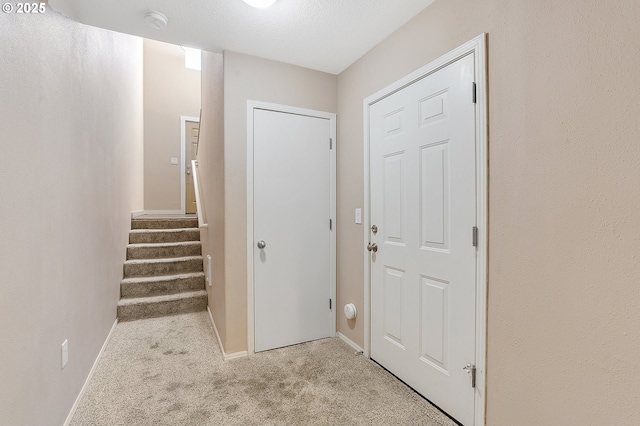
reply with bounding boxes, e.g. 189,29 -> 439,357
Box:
127,241 -> 202,260
118,215 -> 207,322
129,228 -> 200,244
120,272 -> 205,298
117,290 -> 208,321
131,217 -> 198,230
124,256 -> 203,278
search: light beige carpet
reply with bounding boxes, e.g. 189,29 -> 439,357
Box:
70,312 -> 456,425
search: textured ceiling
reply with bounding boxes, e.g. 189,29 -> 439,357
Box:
49,0 -> 435,74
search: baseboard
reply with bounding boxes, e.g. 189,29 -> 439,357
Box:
336,331 -> 364,353
131,210 -> 145,218
64,318 -> 118,426
140,210 -> 184,215
224,350 -> 249,360
207,307 -> 248,361
207,307 -> 225,360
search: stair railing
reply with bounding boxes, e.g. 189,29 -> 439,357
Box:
192,159 -> 207,228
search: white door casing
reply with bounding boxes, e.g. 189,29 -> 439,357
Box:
247,102 -> 337,354
364,34 -> 487,426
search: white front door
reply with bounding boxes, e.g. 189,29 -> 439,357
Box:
369,53 -> 477,425
253,108 -> 333,353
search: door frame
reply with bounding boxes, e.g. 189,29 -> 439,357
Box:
181,115 -> 200,214
246,101 -> 337,355
362,33 -> 488,425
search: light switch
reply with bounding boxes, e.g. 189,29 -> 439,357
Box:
355,208 -> 362,224
170,157 -> 179,165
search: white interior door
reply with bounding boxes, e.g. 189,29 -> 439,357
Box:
369,53 -> 477,425
253,108 -> 333,353
185,120 -> 199,214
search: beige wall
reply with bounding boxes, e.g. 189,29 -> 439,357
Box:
143,39 -> 201,211
197,51 -> 227,344
0,9 -> 143,425
337,0 -> 640,424
220,51 -> 338,353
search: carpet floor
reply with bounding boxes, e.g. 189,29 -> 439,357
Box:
70,312 -> 456,425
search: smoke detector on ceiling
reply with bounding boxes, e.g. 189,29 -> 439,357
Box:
242,0 -> 277,8
145,10 -> 168,30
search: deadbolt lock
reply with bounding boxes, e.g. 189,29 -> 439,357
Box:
371,224 -> 378,234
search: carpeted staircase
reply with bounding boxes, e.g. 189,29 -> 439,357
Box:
117,217 -> 207,321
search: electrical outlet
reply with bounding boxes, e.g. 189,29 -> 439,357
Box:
61,340 -> 69,369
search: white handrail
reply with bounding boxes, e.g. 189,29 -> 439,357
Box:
192,159 -> 207,228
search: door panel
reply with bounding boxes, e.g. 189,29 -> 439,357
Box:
370,54 -> 476,425
185,120 -> 199,214
383,153 -> 405,244
253,109 -> 332,353
420,276 -> 448,370
383,266 -> 405,347
420,142 -> 449,250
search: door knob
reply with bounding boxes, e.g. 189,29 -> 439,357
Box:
257,240 -> 266,249
367,242 -> 378,253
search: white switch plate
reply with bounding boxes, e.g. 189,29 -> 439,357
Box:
61,339 -> 69,369
170,157 -> 179,165
355,208 -> 362,224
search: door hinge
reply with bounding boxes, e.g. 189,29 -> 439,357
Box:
463,364 -> 476,388
329,218 -> 333,230
472,226 -> 478,247
329,138 -> 333,150
472,82 -> 477,104
329,299 -> 332,310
